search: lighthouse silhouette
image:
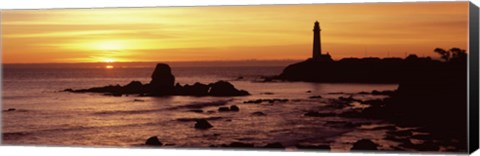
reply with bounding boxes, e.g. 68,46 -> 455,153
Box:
311,21 -> 332,62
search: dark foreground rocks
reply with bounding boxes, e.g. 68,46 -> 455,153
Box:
64,63 -> 249,97
145,136 -> 163,146
194,119 -> 213,129
351,139 -> 378,151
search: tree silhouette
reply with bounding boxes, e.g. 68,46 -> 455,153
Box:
434,48 -> 450,61
433,47 -> 466,62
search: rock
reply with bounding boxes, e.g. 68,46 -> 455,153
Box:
194,119 -> 213,129
325,121 -> 359,128
309,95 -> 322,99
243,99 -> 288,104
124,81 -> 144,93
260,92 -> 274,95
208,81 -> 249,96
133,99 -> 145,102
251,111 -> 267,116
230,105 -> 240,111
145,136 -> 163,146
387,130 -> 412,137
111,93 -> 122,97
7,108 -> 16,112
262,142 -> 284,149
218,107 -> 230,112
296,144 -> 331,150
176,82 -> 210,96
64,64 -> 250,97
304,111 -> 336,117
351,139 -> 378,150
222,142 -> 254,148
371,90 -> 395,95
149,63 -> 175,95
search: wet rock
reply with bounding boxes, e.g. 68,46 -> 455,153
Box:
230,105 -> 240,111
111,93 -> 122,97
7,108 -> 16,112
208,81 -> 249,96
411,134 -> 432,140
339,96 -> 362,103
304,111 -> 336,117
218,107 -> 230,112
260,92 -> 274,95
133,99 -> 145,102
387,130 -> 412,137
296,144 -> 331,150
325,121 -> 359,128
251,111 -> 266,116
358,91 -> 370,94
351,139 -> 378,150
149,63 -> 175,95
309,95 -> 322,99
371,90 -> 395,95
222,142 -> 254,148
194,119 -> 213,129
145,136 -> 163,146
243,99 -> 288,104
262,142 -> 284,149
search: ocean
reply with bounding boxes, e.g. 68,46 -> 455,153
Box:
1,62 -> 400,151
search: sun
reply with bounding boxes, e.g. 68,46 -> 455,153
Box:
104,58 -> 115,63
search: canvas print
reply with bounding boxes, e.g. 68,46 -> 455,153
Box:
1,1 -> 472,153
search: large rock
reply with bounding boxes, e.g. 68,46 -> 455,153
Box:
351,139 -> 378,150
208,81 -> 249,96
149,63 -> 175,95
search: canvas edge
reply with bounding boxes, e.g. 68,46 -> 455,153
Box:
469,1 -> 480,154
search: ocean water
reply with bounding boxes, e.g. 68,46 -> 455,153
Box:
2,63 -> 400,151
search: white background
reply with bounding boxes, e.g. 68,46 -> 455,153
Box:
0,0 -> 479,156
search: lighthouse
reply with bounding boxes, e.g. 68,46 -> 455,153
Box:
311,21 -> 332,62
312,21 -> 322,60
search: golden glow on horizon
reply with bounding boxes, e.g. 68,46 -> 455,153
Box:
104,58 -> 115,63
1,2 -> 469,63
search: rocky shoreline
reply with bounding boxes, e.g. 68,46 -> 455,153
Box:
64,63 -> 249,97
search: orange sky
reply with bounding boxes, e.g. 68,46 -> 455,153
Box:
1,2 -> 469,63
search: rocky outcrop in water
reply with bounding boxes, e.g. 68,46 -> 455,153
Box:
64,63 -> 249,97
145,136 -> 163,146
194,119 -> 213,129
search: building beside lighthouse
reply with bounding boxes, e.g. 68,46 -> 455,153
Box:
311,21 -> 332,62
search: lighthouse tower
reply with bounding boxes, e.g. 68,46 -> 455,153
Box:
312,21 -> 322,60
311,21 -> 332,62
